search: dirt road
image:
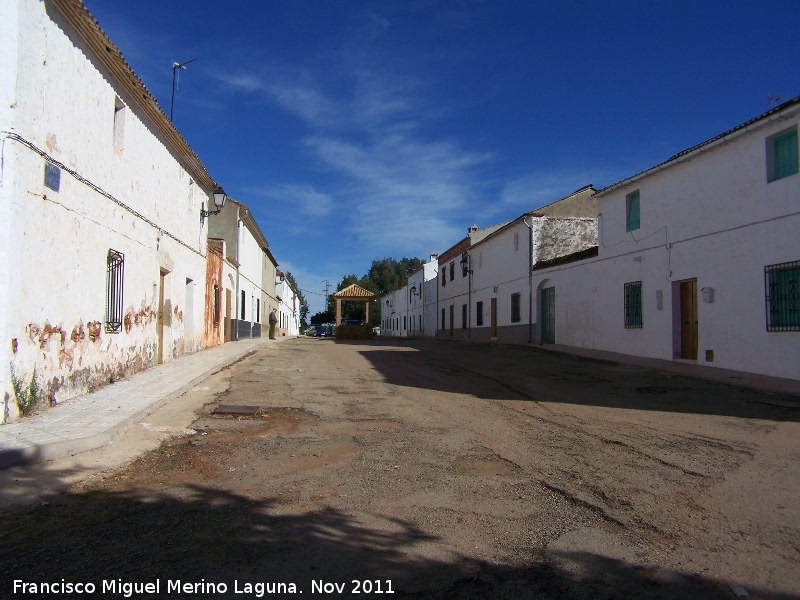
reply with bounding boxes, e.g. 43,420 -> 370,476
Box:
1,337 -> 798,599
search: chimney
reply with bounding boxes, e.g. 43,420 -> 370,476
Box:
468,224 -> 479,234
429,253 -> 438,263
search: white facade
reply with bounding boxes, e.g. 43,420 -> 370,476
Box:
1,0 -> 220,421
381,288 -> 408,337
471,215 -> 597,344
208,199 -> 276,340
276,275 -> 300,337
532,98 -> 800,380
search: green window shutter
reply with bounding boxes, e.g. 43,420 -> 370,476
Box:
626,190 -> 640,232
775,129 -> 799,180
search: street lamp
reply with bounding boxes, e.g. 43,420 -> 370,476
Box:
201,185 -> 227,224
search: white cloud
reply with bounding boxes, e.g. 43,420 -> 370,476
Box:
246,183 -> 335,217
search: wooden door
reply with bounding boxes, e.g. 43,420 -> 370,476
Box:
224,288 -> 232,342
541,286 -> 555,344
157,272 -> 165,364
490,297 -> 497,338
680,279 -> 698,359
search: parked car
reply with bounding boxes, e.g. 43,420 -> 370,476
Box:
372,327 -> 381,336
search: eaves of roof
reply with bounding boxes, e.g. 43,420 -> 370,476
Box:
49,0 -> 218,193
595,95 -> 800,198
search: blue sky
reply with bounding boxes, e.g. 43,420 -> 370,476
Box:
84,0 -> 799,315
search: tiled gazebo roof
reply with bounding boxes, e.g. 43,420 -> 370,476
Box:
333,284 -> 375,300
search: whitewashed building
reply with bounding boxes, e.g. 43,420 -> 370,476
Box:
208,199 -> 278,341
532,97 -> 800,380
407,256 -> 439,338
469,186 -> 597,344
1,0 -> 224,421
276,271 -> 300,337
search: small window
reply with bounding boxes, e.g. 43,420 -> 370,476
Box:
257,298 -> 261,323
767,126 -> 798,182
765,261 -> 800,331
105,249 -> 124,333
462,304 -> 467,329
461,253 -> 469,277
511,293 -> 521,323
241,290 -> 246,320
442,267 -> 447,287
626,190 -> 640,232
113,95 -> 126,153
449,261 -> 455,281
476,301 -> 484,326
442,308 -> 446,330
404,316 -> 407,330
624,281 -> 643,329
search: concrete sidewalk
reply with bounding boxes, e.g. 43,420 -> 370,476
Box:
0,337 -> 279,470
538,343 -> 800,397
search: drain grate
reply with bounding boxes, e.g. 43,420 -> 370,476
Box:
214,405 -> 260,416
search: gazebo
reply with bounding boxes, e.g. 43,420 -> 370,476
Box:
333,284 -> 375,339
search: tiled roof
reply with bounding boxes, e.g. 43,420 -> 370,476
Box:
49,0 -> 218,193
333,284 -> 375,299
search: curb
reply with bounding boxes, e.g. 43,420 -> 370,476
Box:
0,339 -> 273,470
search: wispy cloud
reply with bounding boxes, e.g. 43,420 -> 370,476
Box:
246,183 -> 335,217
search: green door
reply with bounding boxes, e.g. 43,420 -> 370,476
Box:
541,287 -> 555,344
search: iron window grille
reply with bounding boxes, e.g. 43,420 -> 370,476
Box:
105,249 -> 124,333
624,281 -> 643,328
765,261 -> 800,331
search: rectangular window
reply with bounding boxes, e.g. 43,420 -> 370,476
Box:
626,190 -> 640,232
442,308 -> 446,330
624,281 -> 643,329
461,253 -> 469,277
442,267 -> 446,287
105,249 -> 124,333
241,290 -> 246,320
257,298 -> 260,323
476,301 -> 484,326
113,95 -> 126,153
404,316 -> 407,330
462,304 -> 467,329
511,293 -> 521,323
449,261 -> 455,281
768,127 -> 799,182
765,261 -> 800,331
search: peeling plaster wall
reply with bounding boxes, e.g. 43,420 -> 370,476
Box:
2,1 -> 209,421
534,218 -> 597,264
203,243 -> 224,348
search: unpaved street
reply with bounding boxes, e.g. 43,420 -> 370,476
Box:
1,337 -> 799,599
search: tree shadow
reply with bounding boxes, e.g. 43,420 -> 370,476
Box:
356,339 -> 800,422
0,484 -> 795,599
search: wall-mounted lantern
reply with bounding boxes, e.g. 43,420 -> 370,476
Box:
201,185 -> 227,224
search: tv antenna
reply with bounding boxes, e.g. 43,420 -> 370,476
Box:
170,58 -> 197,122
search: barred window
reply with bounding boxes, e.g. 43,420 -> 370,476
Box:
624,281 -> 643,329
105,249 -> 124,333
765,261 -> 800,331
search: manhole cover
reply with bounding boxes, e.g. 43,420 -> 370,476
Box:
214,405 -> 260,416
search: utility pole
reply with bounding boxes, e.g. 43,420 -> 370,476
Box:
323,280 -> 331,318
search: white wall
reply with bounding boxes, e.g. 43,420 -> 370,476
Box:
534,108 -> 800,380
2,0 -> 212,420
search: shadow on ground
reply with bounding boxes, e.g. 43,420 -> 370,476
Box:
354,339 -> 800,423
0,484 -> 794,599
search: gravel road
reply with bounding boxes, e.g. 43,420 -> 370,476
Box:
1,337 -> 798,599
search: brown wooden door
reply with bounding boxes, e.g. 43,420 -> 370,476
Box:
490,297 -> 497,338
680,279 -> 698,359
157,272 -> 165,364
224,289 -> 232,342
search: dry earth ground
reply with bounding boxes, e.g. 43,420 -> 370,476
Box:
1,337 -> 798,599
